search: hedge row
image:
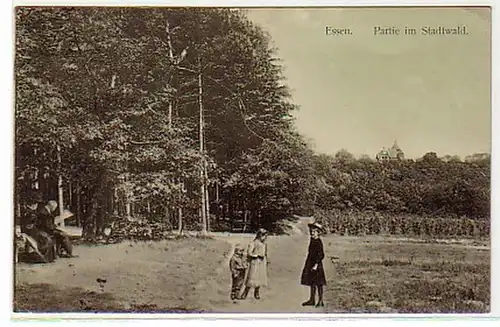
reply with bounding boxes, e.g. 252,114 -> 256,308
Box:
314,209 -> 490,238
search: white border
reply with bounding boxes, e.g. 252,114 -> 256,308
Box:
5,0 -> 500,7
2,0 -> 498,325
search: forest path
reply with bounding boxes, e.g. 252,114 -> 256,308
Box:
14,218 -> 335,313
204,217 -> 331,313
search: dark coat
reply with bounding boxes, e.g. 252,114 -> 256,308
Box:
300,237 -> 326,286
21,204 -> 53,252
229,254 -> 247,275
34,203 -> 57,233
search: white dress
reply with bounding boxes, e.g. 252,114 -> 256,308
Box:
244,239 -> 268,287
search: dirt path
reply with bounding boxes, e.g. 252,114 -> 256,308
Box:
14,234 -> 328,313
14,217 -> 338,313
14,238 -> 234,311
207,216 -> 330,313
208,233 -> 328,313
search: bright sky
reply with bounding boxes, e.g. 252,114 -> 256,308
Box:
245,7 -> 491,159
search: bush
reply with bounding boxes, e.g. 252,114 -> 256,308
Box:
210,218 -> 232,232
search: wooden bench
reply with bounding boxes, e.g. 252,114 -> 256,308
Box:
55,209 -> 82,238
231,220 -> 250,233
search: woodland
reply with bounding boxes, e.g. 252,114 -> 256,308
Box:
15,7 -> 490,240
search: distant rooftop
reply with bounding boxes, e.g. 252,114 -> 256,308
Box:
376,140 -> 405,161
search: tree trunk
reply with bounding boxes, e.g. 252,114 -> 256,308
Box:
15,190 -> 21,225
206,185 -> 210,232
125,174 -> 131,219
166,21 -> 188,231
76,182 -> 81,227
32,148 -> 39,190
69,181 -> 73,211
198,61 -> 207,235
57,145 -> 64,226
215,178 -> 219,202
178,207 -> 183,235
95,178 -> 108,237
112,187 -> 117,215
125,198 -> 131,218
243,205 -> 248,233
178,181 -> 185,234
83,193 -> 97,239
164,205 -> 169,223
205,169 -> 210,232
33,168 -> 39,190
92,196 -> 99,237
166,19 -> 174,128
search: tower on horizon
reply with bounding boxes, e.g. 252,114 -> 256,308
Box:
376,140 -> 405,161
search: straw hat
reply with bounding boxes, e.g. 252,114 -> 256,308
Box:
308,222 -> 323,231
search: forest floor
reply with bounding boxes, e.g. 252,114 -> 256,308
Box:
13,218 -> 490,314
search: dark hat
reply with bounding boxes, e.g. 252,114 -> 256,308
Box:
308,222 -> 323,231
30,190 -> 44,203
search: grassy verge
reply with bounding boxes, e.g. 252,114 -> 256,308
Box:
323,236 -> 490,313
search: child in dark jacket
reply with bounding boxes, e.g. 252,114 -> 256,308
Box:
300,222 -> 327,307
229,244 -> 248,300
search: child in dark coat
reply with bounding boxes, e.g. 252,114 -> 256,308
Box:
300,222 -> 327,307
229,244 -> 248,300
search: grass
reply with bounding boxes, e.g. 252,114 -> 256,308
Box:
323,235 -> 490,313
14,283 -> 205,313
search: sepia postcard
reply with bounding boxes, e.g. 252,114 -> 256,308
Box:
11,3 -> 494,320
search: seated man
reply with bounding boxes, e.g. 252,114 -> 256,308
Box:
35,200 -> 73,257
21,202 -> 55,263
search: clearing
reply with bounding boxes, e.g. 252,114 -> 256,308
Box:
13,222 -> 490,313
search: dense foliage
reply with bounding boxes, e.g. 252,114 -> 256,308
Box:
311,152 -> 490,237
15,7 -> 490,238
15,7 -> 310,236
312,152 -> 490,218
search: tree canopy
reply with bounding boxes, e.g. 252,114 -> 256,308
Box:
15,7 -> 490,238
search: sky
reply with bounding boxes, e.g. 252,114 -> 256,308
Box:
245,7 -> 491,159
